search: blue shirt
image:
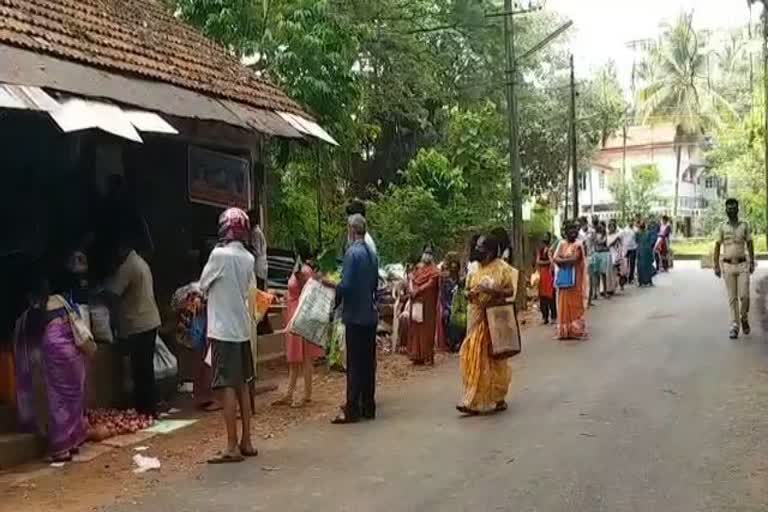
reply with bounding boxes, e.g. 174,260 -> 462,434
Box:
336,240 -> 379,326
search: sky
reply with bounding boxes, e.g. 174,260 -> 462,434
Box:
545,0 -> 758,92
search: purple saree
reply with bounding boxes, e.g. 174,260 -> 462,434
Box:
15,308 -> 87,458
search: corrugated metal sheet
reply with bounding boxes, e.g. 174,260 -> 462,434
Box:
276,111 -> 339,146
124,111 -> 179,135
50,97 -> 143,143
0,80 -> 183,143
222,101 -> 303,139
0,83 -> 58,111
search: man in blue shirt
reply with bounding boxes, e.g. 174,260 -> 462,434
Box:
332,214 -> 379,424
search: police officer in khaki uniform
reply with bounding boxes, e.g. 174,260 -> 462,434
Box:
714,198 -> 756,339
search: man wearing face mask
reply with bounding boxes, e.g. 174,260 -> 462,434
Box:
406,245 -> 441,365
714,198 -> 755,340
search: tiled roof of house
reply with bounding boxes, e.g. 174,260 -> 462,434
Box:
602,124 -> 678,150
0,0 -> 308,116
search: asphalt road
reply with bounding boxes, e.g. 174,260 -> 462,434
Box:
119,263 -> 768,512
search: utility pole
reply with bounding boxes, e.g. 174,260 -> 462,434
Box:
569,54 -> 579,218
490,1 -> 571,291
621,120 -> 628,222
501,0 -> 526,308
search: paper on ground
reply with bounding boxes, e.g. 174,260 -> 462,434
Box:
144,419 -> 198,435
132,454 -> 161,474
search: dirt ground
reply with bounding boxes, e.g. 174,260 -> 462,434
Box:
0,349 -> 456,512
0,306 -> 537,512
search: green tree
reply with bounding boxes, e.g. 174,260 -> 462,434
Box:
443,102 -> 509,225
173,0 -> 628,256
638,11 -> 732,226
368,185 -> 452,264
609,164 -> 662,222
402,148 -> 466,207
708,110 -> 766,234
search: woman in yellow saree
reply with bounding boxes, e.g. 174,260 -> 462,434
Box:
457,234 -> 518,415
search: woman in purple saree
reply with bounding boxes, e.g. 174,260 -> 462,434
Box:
15,272 -> 88,462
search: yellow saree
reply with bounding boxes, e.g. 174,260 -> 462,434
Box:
458,259 -> 518,413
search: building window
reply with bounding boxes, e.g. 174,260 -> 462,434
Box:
579,172 -> 587,191
705,176 -> 715,189
599,171 -> 606,190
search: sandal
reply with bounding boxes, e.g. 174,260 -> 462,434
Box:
456,405 -> 479,416
331,408 -> 359,424
239,446 -> 259,458
48,453 -> 73,464
208,452 -> 245,464
271,396 -> 293,407
291,397 -> 312,408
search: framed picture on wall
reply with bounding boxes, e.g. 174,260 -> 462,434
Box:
188,146 -> 251,210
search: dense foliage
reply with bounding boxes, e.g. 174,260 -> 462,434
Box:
174,0 -> 625,261
609,164 -> 663,224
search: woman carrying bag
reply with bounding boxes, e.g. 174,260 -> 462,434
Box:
14,257 -> 95,463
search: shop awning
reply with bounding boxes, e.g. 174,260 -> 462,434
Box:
0,83 -> 59,112
0,82 -> 179,143
0,46 -> 339,147
276,112 -> 339,146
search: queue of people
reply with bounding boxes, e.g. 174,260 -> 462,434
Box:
11,184 -> 687,466
529,214 -> 676,344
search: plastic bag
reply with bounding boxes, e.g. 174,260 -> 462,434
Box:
171,282 -> 202,312
154,336 -> 178,380
249,288 -> 275,323
90,304 -> 114,344
529,271 -> 540,289
288,279 -> 334,349
410,302 -> 424,323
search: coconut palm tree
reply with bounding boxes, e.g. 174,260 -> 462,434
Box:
638,11 -> 733,229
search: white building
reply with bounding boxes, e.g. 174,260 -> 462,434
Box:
577,124 -> 723,236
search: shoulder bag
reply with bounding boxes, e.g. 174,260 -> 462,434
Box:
555,265 -> 575,289
52,295 -> 98,358
486,301 -> 522,359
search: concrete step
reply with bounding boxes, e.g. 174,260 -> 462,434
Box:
0,405 -> 18,434
0,433 -> 43,470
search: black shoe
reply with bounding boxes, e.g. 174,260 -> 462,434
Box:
742,320 -> 751,335
729,326 -> 739,340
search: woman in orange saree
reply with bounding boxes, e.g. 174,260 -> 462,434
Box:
457,234 -> 518,415
407,248 -> 441,365
554,221 -> 588,340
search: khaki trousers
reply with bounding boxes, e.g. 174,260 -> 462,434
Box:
722,261 -> 750,327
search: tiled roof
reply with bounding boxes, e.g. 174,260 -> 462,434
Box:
0,0 -> 308,117
602,124 -> 678,150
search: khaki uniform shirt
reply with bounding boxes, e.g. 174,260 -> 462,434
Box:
106,250 -> 161,338
718,221 -> 752,262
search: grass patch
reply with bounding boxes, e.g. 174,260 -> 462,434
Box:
673,236 -> 768,256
